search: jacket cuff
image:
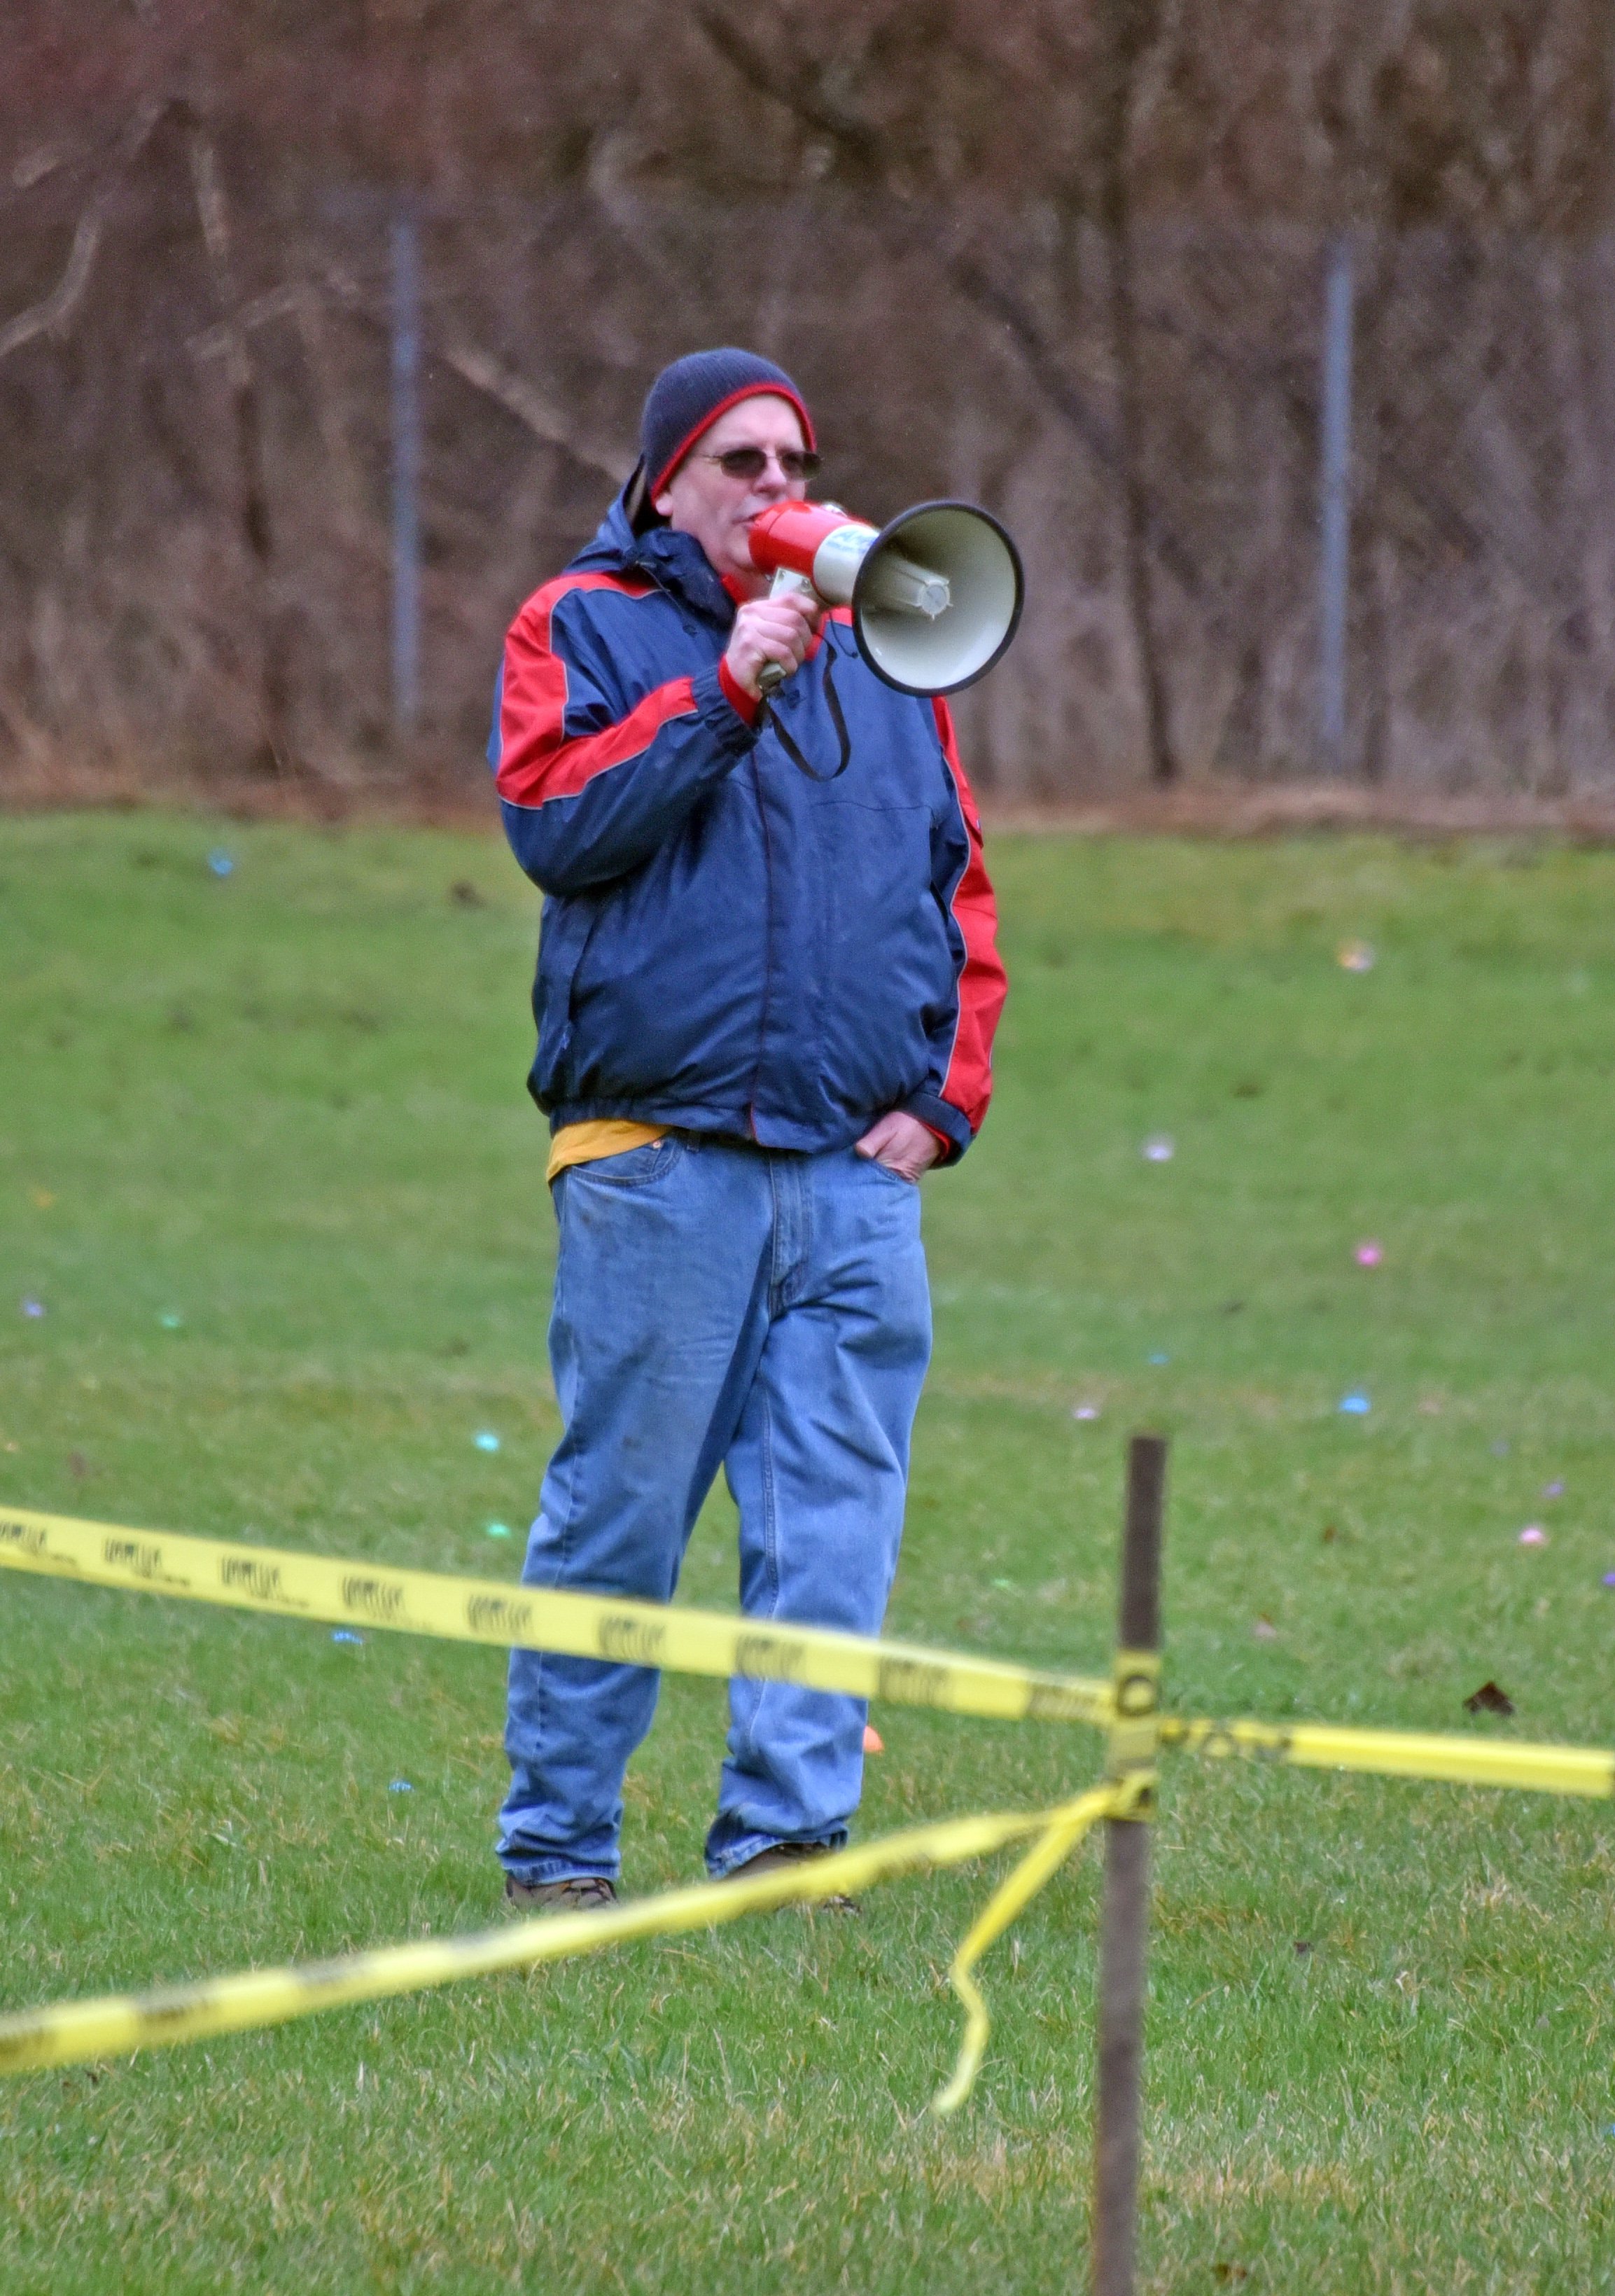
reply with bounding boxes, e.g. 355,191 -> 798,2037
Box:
901,1092 -> 972,1167
691,660 -> 762,755
716,655 -> 763,727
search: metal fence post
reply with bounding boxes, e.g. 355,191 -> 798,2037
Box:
1092,1433 -> 1168,2296
390,206 -> 422,738
1318,232 -> 1354,774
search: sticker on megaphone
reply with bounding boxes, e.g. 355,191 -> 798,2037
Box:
748,499 -> 1024,699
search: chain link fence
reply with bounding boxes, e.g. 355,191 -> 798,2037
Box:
1,153 -> 1612,805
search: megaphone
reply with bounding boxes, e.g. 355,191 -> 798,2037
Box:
747,498 -> 1024,698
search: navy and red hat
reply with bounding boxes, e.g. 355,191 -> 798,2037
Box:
639,348 -> 815,501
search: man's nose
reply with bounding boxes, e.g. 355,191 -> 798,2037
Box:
751,458 -> 790,499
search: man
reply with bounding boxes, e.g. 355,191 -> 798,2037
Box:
489,347 -> 1006,1911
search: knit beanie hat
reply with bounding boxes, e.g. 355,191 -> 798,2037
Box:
640,348 -> 816,500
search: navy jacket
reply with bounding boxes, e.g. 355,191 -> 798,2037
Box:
489,492 -> 1006,1162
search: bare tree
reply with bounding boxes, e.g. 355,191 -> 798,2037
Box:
0,0 -> 1611,800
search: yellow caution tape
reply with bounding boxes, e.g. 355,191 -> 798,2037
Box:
6,1507 -> 1614,1800
0,1504 -> 1108,1728
6,1499 -> 1615,2100
931,1779 -> 1130,2117
1157,1714 -> 1615,1800
1105,1644 -> 1161,1800
0,1793 -> 1125,2087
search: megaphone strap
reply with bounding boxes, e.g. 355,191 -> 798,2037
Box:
767,649 -> 852,783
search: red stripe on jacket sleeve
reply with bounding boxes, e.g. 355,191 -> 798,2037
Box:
496,574 -> 697,807
717,655 -> 762,726
932,697 -> 1007,1137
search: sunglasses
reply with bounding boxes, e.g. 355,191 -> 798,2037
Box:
701,446 -> 822,483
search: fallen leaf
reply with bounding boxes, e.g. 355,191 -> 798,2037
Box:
1464,1681 -> 1514,1717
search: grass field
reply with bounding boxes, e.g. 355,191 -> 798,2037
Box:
4,812 -> 1615,2292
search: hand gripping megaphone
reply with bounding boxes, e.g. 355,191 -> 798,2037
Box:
747,498 -> 1024,698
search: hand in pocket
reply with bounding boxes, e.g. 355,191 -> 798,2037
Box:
854,1111 -> 942,1183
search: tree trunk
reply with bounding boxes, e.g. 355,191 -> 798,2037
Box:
186,117 -> 295,778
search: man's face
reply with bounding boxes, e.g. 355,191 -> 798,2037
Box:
653,394 -> 810,591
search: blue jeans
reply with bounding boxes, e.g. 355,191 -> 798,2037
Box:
498,1134 -> 932,1884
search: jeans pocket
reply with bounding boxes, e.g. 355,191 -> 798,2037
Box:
862,1152 -> 920,1189
566,1136 -> 684,1191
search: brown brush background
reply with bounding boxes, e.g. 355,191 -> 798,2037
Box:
2,3 -> 1612,812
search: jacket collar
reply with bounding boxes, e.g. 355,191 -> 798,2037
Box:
568,487 -> 735,627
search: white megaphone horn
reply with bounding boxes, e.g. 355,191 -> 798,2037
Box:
747,498 -> 1024,698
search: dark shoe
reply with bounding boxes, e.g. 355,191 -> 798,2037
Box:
725,1840 -> 860,1914
504,1872 -> 619,1914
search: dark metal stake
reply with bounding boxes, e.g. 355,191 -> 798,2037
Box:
1092,1433 -> 1168,2296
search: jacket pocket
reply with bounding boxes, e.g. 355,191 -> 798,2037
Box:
816,799 -> 944,1114
531,895 -> 600,1107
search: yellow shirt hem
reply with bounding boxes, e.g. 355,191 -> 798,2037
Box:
546,1120 -> 669,1185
